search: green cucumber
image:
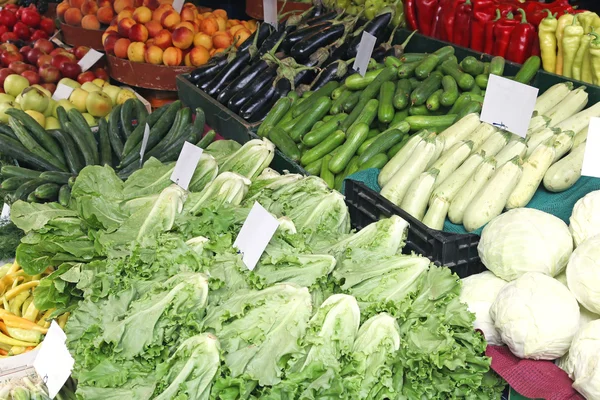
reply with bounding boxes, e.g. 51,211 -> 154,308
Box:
0,166 -> 41,179
387,135 -> 410,158
58,185 -> 71,207
489,56 -> 505,76
108,104 -> 124,160
288,96 -> 332,142
68,109 -> 99,164
269,126 -> 301,161
300,130 -> 345,166
329,123 -> 369,173
1,177 -> 29,191
440,75 -> 459,107
358,128 -> 404,166
475,74 -> 489,89
8,117 -> 67,172
404,115 -> 457,131
426,89 -> 443,111
304,158 -> 323,175
378,81 -> 395,123
397,60 -> 421,78
98,118 -> 112,167
342,90 -> 362,113
64,121 -> 95,166
448,93 -> 472,114
330,89 -> 351,114
393,79 -> 412,110
357,134 -> 381,155
441,60 -> 475,90
460,56 -> 485,76
44,130 -> 84,174
410,71 -> 443,106
345,69 -> 384,90
34,183 -> 60,200
38,171 -> 71,184
197,130 -> 216,149
303,113 -> 347,147
320,154 -> 335,188
455,101 -> 482,120
415,46 -> 455,79
120,98 -> 136,140
349,98 -> 379,131
515,56 -> 540,84
291,81 -> 339,117
360,152 -> 388,169
258,97 -> 292,138
13,179 -> 45,201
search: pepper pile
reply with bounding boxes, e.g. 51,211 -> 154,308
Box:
405,0 -> 588,64
539,10 -> 600,85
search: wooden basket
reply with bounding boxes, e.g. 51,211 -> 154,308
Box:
106,55 -> 194,91
60,23 -> 104,51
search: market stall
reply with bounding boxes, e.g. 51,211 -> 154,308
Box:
0,0 -> 599,399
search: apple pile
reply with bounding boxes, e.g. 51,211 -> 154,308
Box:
0,39 -> 109,94
0,4 -> 55,43
101,1 -> 256,67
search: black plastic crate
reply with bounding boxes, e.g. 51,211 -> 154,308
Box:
344,180 -> 485,278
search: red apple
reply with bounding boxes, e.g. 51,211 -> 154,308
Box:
59,62 -> 81,80
30,30 -> 48,41
37,54 -> 52,68
19,45 -> 31,59
1,43 -> 18,53
51,54 -> 71,70
8,61 -> 28,74
1,32 -> 18,42
0,68 -> 13,86
26,48 -> 44,65
1,51 -> 22,67
77,71 -> 95,84
23,64 -> 36,72
93,67 -> 109,81
73,46 -> 90,60
0,25 -> 8,38
33,39 -> 54,54
20,8 -> 41,28
21,70 -> 40,85
50,48 -> 67,57
39,65 -> 60,83
40,83 -> 56,93
13,22 -> 31,40
0,10 -> 17,29
39,17 -> 55,35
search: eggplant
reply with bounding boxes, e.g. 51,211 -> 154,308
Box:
238,22 -> 274,53
324,42 -> 350,66
239,78 -> 278,121
256,24 -> 295,57
189,55 -> 229,85
280,22 -> 332,54
227,66 -> 278,113
216,59 -> 272,104
290,24 -> 346,61
302,10 -> 338,27
204,50 -> 252,97
345,9 -> 393,59
244,78 -> 292,123
371,46 -> 390,63
293,47 -> 333,86
310,59 -> 350,90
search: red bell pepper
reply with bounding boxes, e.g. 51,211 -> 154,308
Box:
529,8 -> 552,27
430,2 -> 445,38
405,0 -> 418,31
506,9 -> 536,64
493,12 -> 519,57
440,0 -> 464,42
453,0 -> 473,47
471,3 -> 496,52
416,0 -> 439,36
484,9 -> 502,54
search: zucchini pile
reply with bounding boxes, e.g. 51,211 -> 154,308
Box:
257,46 -> 540,190
0,100 -> 215,205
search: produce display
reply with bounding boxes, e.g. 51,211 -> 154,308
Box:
101,2 -> 257,66
0,4 -> 55,43
322,0 -> 406,24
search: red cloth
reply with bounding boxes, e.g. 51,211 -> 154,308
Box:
486,346 -> 585,400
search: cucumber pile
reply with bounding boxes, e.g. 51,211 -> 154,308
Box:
0,100 -> 216,205
258,46 -> 540,190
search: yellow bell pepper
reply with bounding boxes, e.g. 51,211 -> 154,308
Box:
555,13 -> 575,75
539,11 -> 559,73
573,33 -> 592,81
562,15 -> 584,79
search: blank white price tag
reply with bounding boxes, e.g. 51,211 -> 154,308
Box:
353,31 -> 377,77
77,49 -> 104,72
582,117 -> 600,178
33,322 -> 74,398
480,74 -> 538,138
233,202 -> 279,270
170,141 -> 203,190
172,0 -> 184,13
1,204 -> 9,220
263,0 -> 278,29
139,123 -> 151,166
52,83 -> 75,100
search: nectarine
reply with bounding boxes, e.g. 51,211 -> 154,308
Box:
152,4 -> 172,22
128,23 -> 149,42
213,9 -> 227,19
57,1 -> 70,21
145,20 -> 162,37
188,45 -> 209,66
114,38 -> 131,58
162,46 -> 182,66
70,0 -> 85,9
199,17 -> 218,35
215,16 -> 226,31
193,32 -> 212,50
212,31 -> 231,49
174,21 -> 196,33
144,45 -> 163,64
172,26 -> 193,49
117,17 -> 136,37
180,7 -> 196,22
234,28 -> 251,47
153,29 -> 172,50
160,10 -> 181,30
114,0 -> 134,13
64,8 -> 83,26
103,33 -> 119,55
80,0 -> 98,15
81,14 -> 100,30
97,6 -> 114,24
132,6 -> 152,23
127,41 -> 146,62
117,9 -> 134,22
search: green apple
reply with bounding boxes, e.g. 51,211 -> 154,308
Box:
25,110 -> 45,127
14,93 -> 22,104
53,99 -> 75,118
45,116 -> 61,130
31,84 -> 52,98
85,91 -> 112,118
69,88 -> 89,113
92,78 -> 107,87
0,93 -> 15,103
57,78 -> 80,90
81,82 -> 101,93
117,88 -> 137,105
81,113 -> 97,126
20,87 -> 50,113
102,84 -> 121,105
43,98 -> 56,117
4,74 -> 29,98
0,102 -> 20,123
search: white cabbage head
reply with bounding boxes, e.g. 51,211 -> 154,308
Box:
567,235 -> 600,315
460,271 -> 508,346
556,271 -> 600,327
478,209 -> 573,281
490,272 -> 580,360
564,320 -> 600,400
569,190 -> 600,247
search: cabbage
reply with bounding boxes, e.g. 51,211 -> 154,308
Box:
564,320 -> 600,399
460,271 -> 508,346
490,272 -> 580,360
567,234 -> 600,315
219,138 -> 275,179
478,208 -> 573,281
569,190 -> 600,247
555,271 -> 600,327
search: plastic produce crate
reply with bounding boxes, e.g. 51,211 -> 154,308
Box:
344,180 -> 485,277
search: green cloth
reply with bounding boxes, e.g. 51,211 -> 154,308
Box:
345,169 -> 600,235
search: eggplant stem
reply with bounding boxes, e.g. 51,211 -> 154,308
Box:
247,22 -> 263,59
278,0 -> 288,17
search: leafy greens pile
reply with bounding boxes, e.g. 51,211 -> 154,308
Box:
9,138 -> 505,399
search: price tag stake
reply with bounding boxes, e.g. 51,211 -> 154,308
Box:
263,0 -> 278,30
170,142 -> 203,190
52,83 -> 75,101
77,49 -> 104,72
1,204 -> 9,220
233,202 -> 279,270
353,31 -> 377,77
172,0 -> 184,13
139,123 -> 151,167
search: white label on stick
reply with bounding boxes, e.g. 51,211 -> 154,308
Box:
1,204 -> 9,220
263,0 -> 278,30
233,202 -> 279,271
353,31 -> 377,77
139,123 -> 151,167
77,49 -> 104,72
173,0 -> 184,13
33,322 -> 74,398
480,74 -> 538,138
582,117 -> 600,178
170,141 -> 203,190
52,83 -> 75,100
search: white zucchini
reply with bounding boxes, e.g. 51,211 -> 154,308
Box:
438,113 -> 480,151
422,195 -> 450,231
380,137 -> 437,206
552,130 -> 575,162
431,151 -> 485,204
400,168 -> 439,221
495,137 -> 527,167
543,142 -> 585,192
506,138 -> 556,209
475,130 -> 511,156
463,156 -> 523,232
426,134 -> 444,169
534,82 -> 573,115
466,123 -> 496,150
573,126 -> 588,149
546,87 -> 588,127
553,101 -> 600,134
526,128 -> 557,157
527,115 -> 551,136
378,131 -> 427,187
448,157 -> 497,225
431,140 -> 473,188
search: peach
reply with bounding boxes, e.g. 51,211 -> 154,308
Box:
103,33 -> 119,55
105,25 -> 118,34
152,4 -> 172,21
64,8 -> 83,26
215,16 -> 226,31
117,9 -> 134,22
117,17 -> 136,37
160,10 -> 180,30
193,32 -> 212,50
212,31 -> 231,49
184,2 -> 196,9
146,38 -> 155,46
213,9 -> 227,19
144,44 -> 163,64
188,45 -> 209,66
174,21 -> 195,33
184,53 -> 192,67
199,17 -> 218,36
153,29 -> 172,49
80,0 -> 98,15
171,26 -> 193,49
114,38 -> 131,58
180,7 -> 196,22
57,1 -> 70,21
143,0 -> 161,9
127,41 -> 146,62
233,28 -> 251,47
114,0 -> 134,13
97,0 -> 111,7
128,23 -> 149,42
162,46 -> 182,66
145,20 -> 162,37
97,6 -> 114,24
158,0 -> 173,4
132,6 -> 152,23
201,11 -> 212,18
70,0 -> 85,9
134,0 -> 144,7
81,14 -> 100,30
229,24 -> 244,36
